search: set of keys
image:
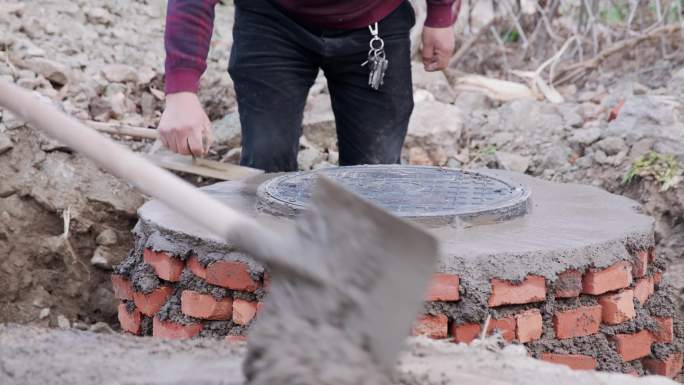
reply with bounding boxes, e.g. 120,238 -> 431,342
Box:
361,22 -> 388,90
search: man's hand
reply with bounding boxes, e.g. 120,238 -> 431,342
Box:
158,92 -> 212,156
421,26 -> 455,72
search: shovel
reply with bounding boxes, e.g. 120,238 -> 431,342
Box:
0,79 -> 439,374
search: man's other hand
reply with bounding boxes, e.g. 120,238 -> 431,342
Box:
421,26 -> 455,72
158,92 -> 212,156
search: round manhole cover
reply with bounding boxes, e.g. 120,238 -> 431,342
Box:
256,165 -> 531,224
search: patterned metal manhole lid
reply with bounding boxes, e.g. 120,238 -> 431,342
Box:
256,165 -> 531,224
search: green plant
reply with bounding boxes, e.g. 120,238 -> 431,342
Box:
623,151 -> 682,191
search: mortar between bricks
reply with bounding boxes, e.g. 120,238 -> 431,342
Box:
112,169 -> 682,378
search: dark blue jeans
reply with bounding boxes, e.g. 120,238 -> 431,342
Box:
229,0 -> 415,172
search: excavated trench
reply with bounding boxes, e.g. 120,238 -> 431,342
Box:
111,165 -> 683,379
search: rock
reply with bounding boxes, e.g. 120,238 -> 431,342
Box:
297,148 -> 324,171
674,66 -> 684,79
454,91 -> 491,111
89,322 -> 115,334
101,64 -> 138,83
568,127 -> 601,146
413,89 -> 436,103
57,315 -> 70,329
495,151 -> 530,172
2,110 -> 25,130
0,132 -> 12,155
556,104 -> 583,128
302,94 -> 336,150
595,136 -> 627,156
137,67 -> 157,86
327,149 -> 339,165
605,96 -> 681,143
212,112 -> 242,148
39,308 -> 50,320
0,3 -> 25,16
312,161 -> 334,170
412,65 -> 456,103
84,7 -> 113,25
108,92 -> 136,118
96,228 -> 118,246
540,145 -> 572,170
406,100 -> 464,165
90,245 -> 114,270
407,147 -> 433,166
38,132 -> 69,152
19,58 -> 69,86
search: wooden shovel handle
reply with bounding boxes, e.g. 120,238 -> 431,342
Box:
0,79 -> 257,248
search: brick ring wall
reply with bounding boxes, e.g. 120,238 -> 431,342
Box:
111,172 -> 683,380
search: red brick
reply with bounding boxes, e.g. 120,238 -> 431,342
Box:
582,261 -> 632,295
540,353 -> 597,370
653,317 -> 674,343
206,261 -> 258,292
633,250 -> 649,278
133,286 -> 172,316
233,299 -> 258,326
598,289 -> 636,325
187,256 -> 207,279
647,247 -> 657,262
634,277 -> 654,305
143,249 -> 185,282
555,270 -> 582,298
111,274 -> 134,300
425,273 -> 460,301
225,335 -> 248,344
412,314 -> 449,339
516,309 -> 543,343
488,276 -> 546,307
487,316 -> 516,342
554,305 -> 602,339
117,303 -> 141,335
653,271 -> 663,286
613,330 -> 653,361
643,352 -> 683,378
152,317 -> 203,340
451,323 -> 481,344
180,290 -> 232,320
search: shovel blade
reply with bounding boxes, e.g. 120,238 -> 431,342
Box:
305,175 -> 440,369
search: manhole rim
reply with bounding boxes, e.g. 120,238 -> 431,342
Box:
256,165 -> 531,221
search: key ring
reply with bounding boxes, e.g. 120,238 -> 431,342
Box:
369,36 -> 384,51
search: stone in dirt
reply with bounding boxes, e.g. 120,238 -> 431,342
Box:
411,65 -> 456,104
405,100 -> 463,165
302,94 -> 336,150
0,325 -> 676,385
101,64 -> 138,83
495,151 -> 530,173
0,132 -> 12,154
212,111 -> 242,149
18,58 -> 69,87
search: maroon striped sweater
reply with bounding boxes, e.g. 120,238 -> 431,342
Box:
165,0 -> 460,94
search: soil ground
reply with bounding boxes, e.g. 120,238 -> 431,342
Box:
0,324 -> 676,385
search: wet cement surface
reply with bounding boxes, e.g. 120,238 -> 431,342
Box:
0,325 -> 676,385
138,169 -> 654,286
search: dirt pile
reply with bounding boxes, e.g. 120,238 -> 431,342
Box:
0,124 -> 144,326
